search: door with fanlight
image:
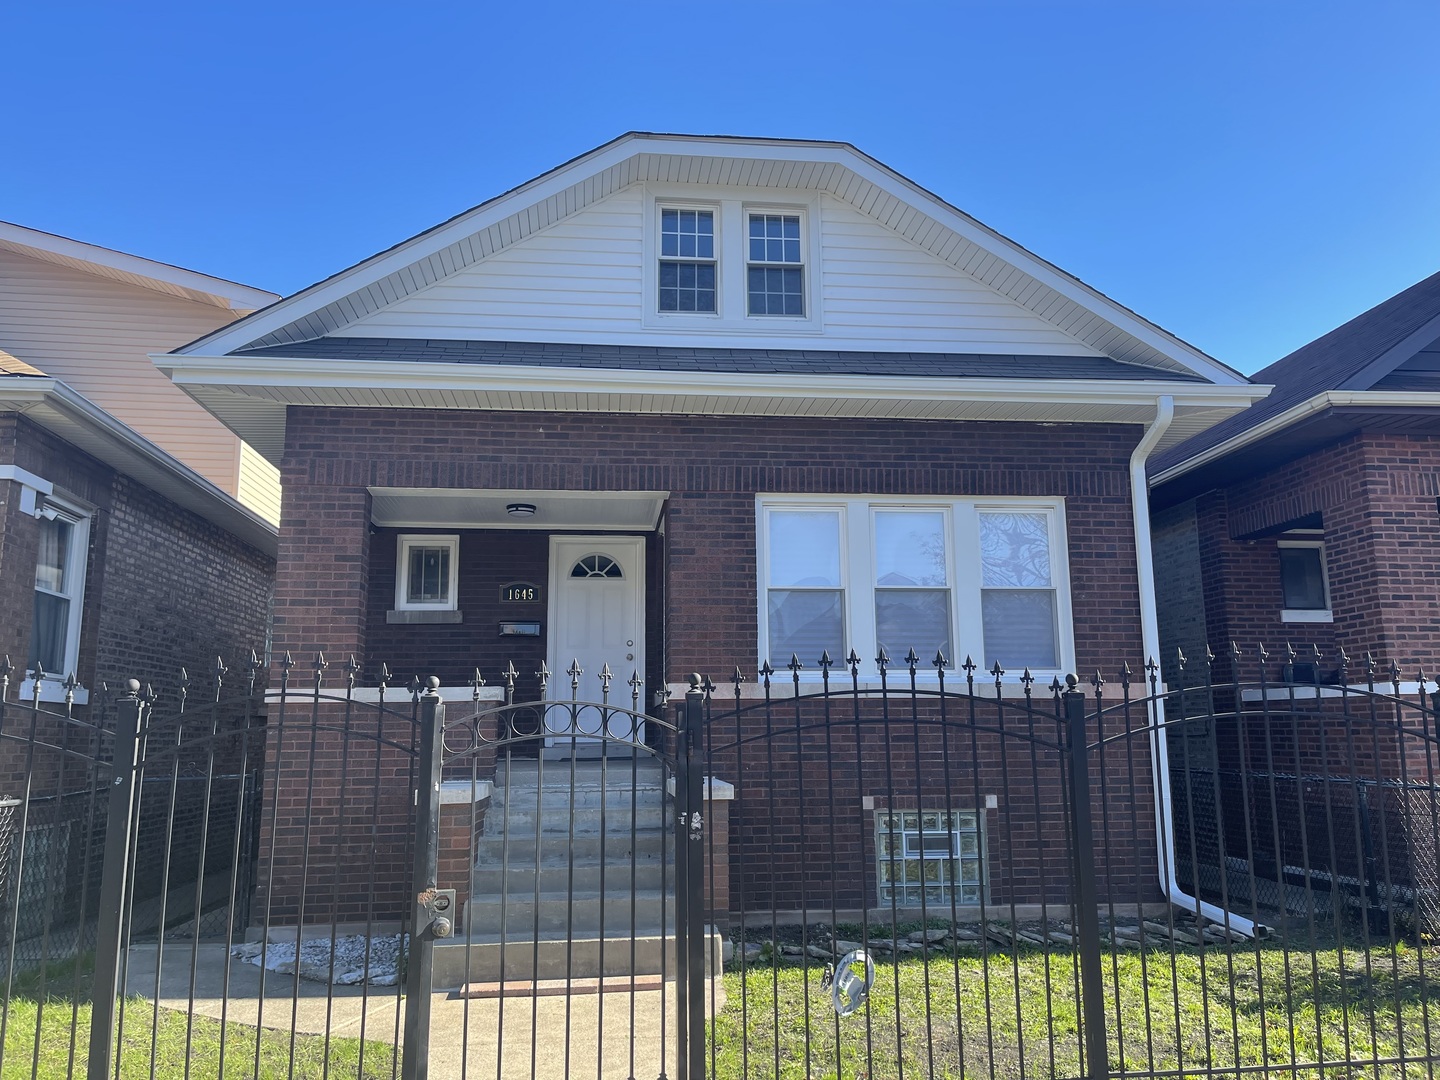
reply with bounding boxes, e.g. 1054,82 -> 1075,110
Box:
546,536 -> 646,752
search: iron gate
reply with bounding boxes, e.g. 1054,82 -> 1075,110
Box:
1,647 -> 1439,1079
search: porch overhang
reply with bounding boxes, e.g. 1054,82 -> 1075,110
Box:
368,487 -> 668,531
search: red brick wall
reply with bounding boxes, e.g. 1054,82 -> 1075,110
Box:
1184,432 -> 1440,676
258,407 -> 1162,918
275,408 -> 1150,680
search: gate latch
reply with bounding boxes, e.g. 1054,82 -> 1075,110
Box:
684,811 -> 703,841
418,887 -> 457,939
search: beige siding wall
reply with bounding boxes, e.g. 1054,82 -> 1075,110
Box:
0,248 -> 279,514
237,442 -> 281,525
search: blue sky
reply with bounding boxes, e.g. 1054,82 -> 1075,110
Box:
6,1 -> 1438,374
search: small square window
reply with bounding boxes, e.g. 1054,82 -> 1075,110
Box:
395,535 -> 459,611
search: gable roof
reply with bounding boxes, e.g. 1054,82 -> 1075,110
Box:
1152,268 -> 1440,481
171,132 -> 1247,385
0,221 -> 277,313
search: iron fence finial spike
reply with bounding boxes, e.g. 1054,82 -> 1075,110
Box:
701,673 -> 716,693
1176,647 -> 1187,671
281,651 -> 294,670
788,653 -> 803,674
732,666 -> 746,686
962,655 -> 977,675
759,659 -> 774,678
875,646 -> 890,669
933,649 -> 948,670
1049,675 -> 1065,695
990,660 -> 1005,678
1257,643 -> 1268,663
378,662 -> 392,688
0,655 -> 12,679
214,656 -> 227,679
1285,642 -> 1296,661
629,669 -> 644,691
1230,640 -> 1241,660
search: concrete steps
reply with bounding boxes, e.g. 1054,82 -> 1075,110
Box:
459,759 -> 678,982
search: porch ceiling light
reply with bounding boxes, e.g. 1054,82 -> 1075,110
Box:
506,502 -> 537,518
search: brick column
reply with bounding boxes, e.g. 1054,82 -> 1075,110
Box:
272,481 -> 371,663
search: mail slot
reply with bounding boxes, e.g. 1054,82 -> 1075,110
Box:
499,621 -> 542,637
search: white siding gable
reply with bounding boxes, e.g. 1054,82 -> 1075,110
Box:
334,187 -> 1099,356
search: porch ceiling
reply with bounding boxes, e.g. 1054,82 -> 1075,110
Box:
368,487 -> 667,530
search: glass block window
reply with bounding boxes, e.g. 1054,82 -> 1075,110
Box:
659,209 -> 716,313
979,511 -> 1058,671
876,810 -> 984,906
747,213 -> 804,316
395,535 -> 459,610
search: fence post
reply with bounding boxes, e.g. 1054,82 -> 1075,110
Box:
1065,679 -> 1111,1080
674,676 -> 707,1080
88,681 -> 147,1080
402,679 -> 445,1080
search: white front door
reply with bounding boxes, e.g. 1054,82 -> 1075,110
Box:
546,536 -> 646,750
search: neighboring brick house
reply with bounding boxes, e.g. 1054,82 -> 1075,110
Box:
1150,269 -> 1440,682
0,226 -> 279,701
160,133 -> 1263,922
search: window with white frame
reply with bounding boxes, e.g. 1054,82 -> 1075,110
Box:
395,535 -> 459,611
746,212 -> 804,316
658,208 -> 717,313
1278,537 -> 1331,622
29,497 -> 90,679
758,498 -> 1072,675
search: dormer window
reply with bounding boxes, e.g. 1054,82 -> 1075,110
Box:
658,208 -> 716,313
747,213 -> 804,316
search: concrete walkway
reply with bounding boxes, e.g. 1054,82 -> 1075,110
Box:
125,943 -> 724,1079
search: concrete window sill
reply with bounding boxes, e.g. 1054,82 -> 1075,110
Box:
1280,609 -> 1333,624
386,609 -> 463,625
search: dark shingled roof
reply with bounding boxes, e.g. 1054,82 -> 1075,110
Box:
1153,269 -> 1440,474
233,337 -> 1206,382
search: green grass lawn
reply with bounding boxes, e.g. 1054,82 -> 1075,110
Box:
0,957 -> 399,1080
711,938 -> 1440,1080
0,996 -> 399,1080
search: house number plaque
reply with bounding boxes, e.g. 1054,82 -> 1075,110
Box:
500,582 -> 540,604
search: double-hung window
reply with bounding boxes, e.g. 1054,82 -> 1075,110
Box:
746,213 -> 804,316
29,498 -> 90,680
658,208 -> 716,313
759,497 -> 1072,677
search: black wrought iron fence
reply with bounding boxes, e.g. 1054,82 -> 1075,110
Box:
1,645 -> 1439,1080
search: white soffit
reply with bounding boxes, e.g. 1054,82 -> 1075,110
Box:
170,135 -> 1244,385
369,488 -> 667,530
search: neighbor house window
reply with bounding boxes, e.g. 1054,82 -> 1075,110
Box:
29,498 -> 90,679
658,208 -> 716,313
395,535 -> 459,611
747,213 -> 804,316
758,497 -> 1072,676
1278,538 -> 1331,622
876,810 -> 985,906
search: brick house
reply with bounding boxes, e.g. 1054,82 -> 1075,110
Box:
0,227 -> 279,940
1150,270 -> 1440,920
159,134 -> 1263,926
1151,268 -> 1440,680
0,224 -> 278,704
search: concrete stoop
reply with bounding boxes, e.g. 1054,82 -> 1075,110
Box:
452,758 -> 694,988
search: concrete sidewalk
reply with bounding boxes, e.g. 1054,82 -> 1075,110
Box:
125,943 -> 724,1079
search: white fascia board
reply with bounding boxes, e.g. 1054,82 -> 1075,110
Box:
168,134 -> 1241,384
0,221 -> 278,311
0,377 -> 277,555
161,353 -> 1267,413
1151,389 -> 1440,485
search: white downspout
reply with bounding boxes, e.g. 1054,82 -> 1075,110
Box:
1129,395 -> 1260,938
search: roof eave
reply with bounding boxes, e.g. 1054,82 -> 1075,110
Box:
0,377 -> 278,557
1150,389 -> 1440,487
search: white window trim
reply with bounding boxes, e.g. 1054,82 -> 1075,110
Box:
1277,538 -> 1331,620
24,490 -> 91,704
642,184 -> 822,333
653,202 -> 721,317
744,207 -> 809,319
756,495 -> 1075,680
394,534 -> 459,611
